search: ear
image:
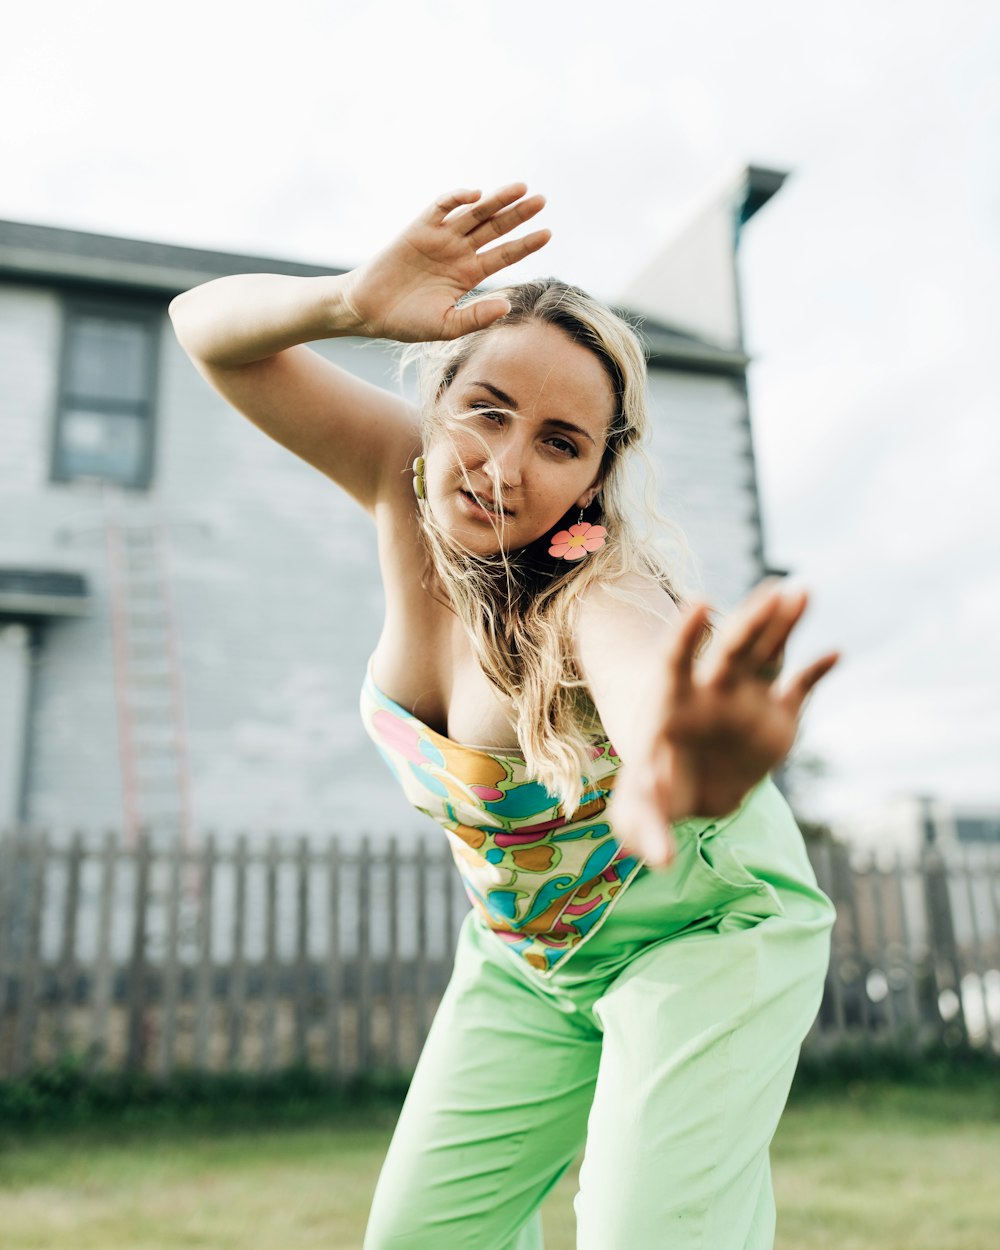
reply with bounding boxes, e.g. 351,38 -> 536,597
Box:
576,479 -> 603,510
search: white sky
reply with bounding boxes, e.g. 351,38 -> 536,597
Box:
4,0 -> 998,829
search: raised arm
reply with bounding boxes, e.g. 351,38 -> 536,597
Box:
167,183 -> 551,513
574,576 -> 840,867
169,272 -> 418,512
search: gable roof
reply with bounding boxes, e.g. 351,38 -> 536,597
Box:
0,218 -> 340,296
0,218 -> 746,373
616,164 -> 787,353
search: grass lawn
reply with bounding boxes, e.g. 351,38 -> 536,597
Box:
0,1078 -> 997,1249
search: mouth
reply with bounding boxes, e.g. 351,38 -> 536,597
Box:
460,489 -> 514,519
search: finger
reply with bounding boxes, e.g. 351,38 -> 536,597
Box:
708,586 -> 792,686
477,229 -> 553,278
639,824 -> 676,869
748,589 -> 808,669
755,646 -> 785,684
738,574 -> 786,616
665,600 -> 711,699
466,194 -> 546,249
441,296 -> 514,338
421,187 -> 482,225
780,651 -> 841,713
719,584 -> 784,663
448,181 -> 529,231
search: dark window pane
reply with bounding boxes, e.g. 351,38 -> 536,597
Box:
957,818 -> 1000,844
66,315 -> 150,403
59,408 -> 146,484
54,303 -> 158,490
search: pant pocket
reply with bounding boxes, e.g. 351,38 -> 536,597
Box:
694,825 -> 784,924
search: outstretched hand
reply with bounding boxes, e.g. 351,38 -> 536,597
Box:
340,183 -> 550,343
605,581 -> 840,868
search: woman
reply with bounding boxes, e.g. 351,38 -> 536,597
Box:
170,183 -> 839,1250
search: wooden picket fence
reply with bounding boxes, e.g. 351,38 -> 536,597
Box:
810,840 -> 1000,1053
0,830 -> 467,1081
0,829 -> 998,1080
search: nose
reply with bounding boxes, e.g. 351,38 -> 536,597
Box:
485,431 -> 524,489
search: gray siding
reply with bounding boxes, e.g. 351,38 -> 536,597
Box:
646,369 -> 763,611
1,281 -> 766,846
1,286 -> 419,840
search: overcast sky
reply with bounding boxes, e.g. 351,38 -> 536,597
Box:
4,0 -> 998,829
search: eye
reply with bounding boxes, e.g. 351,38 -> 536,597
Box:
546,436 -> 579,458
469,401 -> 505,424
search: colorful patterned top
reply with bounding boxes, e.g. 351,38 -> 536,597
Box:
360,658 -> 644,977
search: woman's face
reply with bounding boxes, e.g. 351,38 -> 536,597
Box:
423,321 -> 615,555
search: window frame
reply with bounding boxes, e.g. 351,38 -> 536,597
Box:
50,291 -> 163,491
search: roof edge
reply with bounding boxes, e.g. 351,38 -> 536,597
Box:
0,218 -> 343,294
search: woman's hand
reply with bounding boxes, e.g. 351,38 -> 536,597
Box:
339,183 -> 550,343
605,581 -> 840,868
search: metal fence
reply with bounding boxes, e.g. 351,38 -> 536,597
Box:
0,830 -> 998,1080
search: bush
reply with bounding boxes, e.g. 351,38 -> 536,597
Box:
791,1036 -> 1000,1097
0,1056 -> 411,1133
4,1040 -> 996,1135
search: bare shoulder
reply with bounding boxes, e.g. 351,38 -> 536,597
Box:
574,570 -> 682,656
572,572 -> 686,758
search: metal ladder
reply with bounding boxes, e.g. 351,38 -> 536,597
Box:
53,494 -> 209,1080
104,516 -> 205,977
104,519 -> 195,855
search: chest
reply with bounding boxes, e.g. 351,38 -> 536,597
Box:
370,493 -> 523,752
443,657 -> 521,750
372,562 -> 523,753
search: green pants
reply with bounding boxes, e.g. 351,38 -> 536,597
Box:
363,778 -> 834,1249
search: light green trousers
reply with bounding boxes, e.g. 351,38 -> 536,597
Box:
363,778 -> 834,1249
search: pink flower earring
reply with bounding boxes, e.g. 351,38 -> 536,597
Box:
548,508 -> 607,561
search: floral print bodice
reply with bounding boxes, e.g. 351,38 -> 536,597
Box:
360,659 -> 643,976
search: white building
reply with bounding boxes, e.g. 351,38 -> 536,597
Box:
0,166 -> 785,846
835,794 -> 1000,861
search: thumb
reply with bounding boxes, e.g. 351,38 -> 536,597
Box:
443,296 -> 512,338
639,823 -> 676,868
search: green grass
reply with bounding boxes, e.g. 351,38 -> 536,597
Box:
0,1078 -> 997,1249
0,1115 -> 394,1250
770,1080 -> 1000,1250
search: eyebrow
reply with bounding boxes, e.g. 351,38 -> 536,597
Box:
468,380 -> 598,446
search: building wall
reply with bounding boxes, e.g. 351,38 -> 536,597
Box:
1,284 -> 123,829
1,280 -> 765,845
646,368 -> 763,611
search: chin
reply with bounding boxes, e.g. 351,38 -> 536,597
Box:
439,524 -> 509,559
429,496 -> 518,556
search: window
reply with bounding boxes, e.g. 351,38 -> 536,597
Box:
52,297 -> 160,489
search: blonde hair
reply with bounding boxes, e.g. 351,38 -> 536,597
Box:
401,278 -> 697,813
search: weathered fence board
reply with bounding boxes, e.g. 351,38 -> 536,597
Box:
1,830 -> 998,1080
12,833 -> 47,1077
158,834 -> 182,1077
91,830 -> 117,1071
261,835 -> 279,1074
357,835 -> 371,1072
890,852 -> 922,1033
325,836 -> 342,1076
54,832 -> 81,1054
387,837 -> 400,1073
226,834 -> 248,1068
